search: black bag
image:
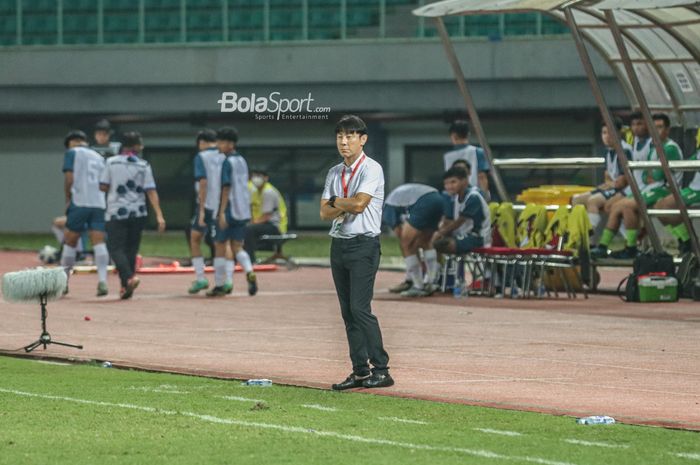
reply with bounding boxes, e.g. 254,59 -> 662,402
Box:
618,252 -> 676,302
677,252 -> 700,300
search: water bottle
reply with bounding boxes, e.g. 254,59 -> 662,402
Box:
576,415 -> 615,425
243,379 -> 272,387
453,279 -> 465,299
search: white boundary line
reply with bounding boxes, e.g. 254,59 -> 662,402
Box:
674,452 -> 700,460
0,387 -> 578,465
217,395 -> 265,403
378,416 -> 429,425
563,439 -> 629,449
301,404 -> 338,412
127,386 -> 189,394
474,428 -> 522,437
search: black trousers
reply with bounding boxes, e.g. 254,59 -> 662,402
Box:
106,217 -> 146,287
330,235 -> 389,376
244,222 -> 281,262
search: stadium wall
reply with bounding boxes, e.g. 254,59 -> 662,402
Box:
0,37 -> 626,232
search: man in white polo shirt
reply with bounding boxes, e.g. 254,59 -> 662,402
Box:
320,114 -> 393,390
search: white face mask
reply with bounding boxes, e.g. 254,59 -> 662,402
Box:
251,176 -> 265,188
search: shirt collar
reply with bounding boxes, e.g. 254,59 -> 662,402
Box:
344,151 -> 366,169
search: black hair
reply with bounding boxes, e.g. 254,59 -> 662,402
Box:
629,111 -> 644,122
94,119 -> 111,131
216,126 -> 239,143
121,131 -> 143,149
451,159 -> 471,172
250,169 -> 268,177
652,113 -> 670,128
443,166 -> 468,180
602,117 -> 623,131
335,114 -> 367,135
64,130 -> 87,148
196,129 -> 217,144
449,120 -> 470,138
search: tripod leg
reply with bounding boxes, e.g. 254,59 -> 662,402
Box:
23,340 -> 43,353
50,340 -> 84,350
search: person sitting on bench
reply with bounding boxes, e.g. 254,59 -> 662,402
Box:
433,166 -> 491,256
244,170 -> 288,262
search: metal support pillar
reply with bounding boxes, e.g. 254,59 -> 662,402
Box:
434,17 -> 509,202
605,9 -> 700,261
564,7 -> 663,252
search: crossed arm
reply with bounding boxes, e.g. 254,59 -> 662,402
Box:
320,193 -> 373,221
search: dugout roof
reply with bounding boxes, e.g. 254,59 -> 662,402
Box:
413,0 -> 700,126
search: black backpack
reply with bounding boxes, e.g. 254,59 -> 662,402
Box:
618,252 -> 677,302
677,252 -> 700,300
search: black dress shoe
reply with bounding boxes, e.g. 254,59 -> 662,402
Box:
362,372 -> 394,388
332,374 -> 369,391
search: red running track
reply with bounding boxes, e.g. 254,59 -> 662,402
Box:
1,251 -> 698,430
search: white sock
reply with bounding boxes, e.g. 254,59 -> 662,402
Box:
423,249 -> 439,284
588,212 -> 601,229
214,257 -> 227,287
192,256 -> 205,281
60,244 -> 77,277
225,259 -> 235,283
51,225 -> 64,244
620,224 -> 627,237
76,237 -> 84,253
405,255 -> 423,289
235,250 -> 253,274
94,243 -> 109,283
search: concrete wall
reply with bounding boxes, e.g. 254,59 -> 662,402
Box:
0,37 -> 625,114
0,36 -> 628,232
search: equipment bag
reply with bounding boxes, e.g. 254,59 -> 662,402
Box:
618,252 -> 677,302
677,252 -> 700,300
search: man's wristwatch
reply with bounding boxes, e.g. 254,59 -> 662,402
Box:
328,195 -> 337,208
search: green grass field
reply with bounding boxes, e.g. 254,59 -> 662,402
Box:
0,356 -> 697,465
0,232 -> 402,259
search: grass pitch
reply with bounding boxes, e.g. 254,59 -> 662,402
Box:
0,356 -> 697,465
0,232 -> 402,259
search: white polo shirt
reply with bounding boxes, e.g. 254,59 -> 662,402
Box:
322,152 -> 384,239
